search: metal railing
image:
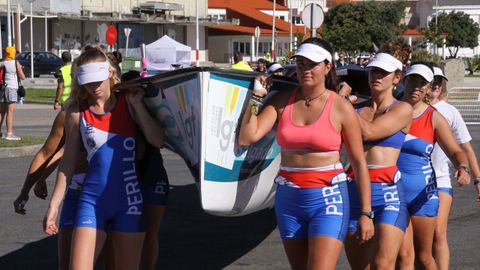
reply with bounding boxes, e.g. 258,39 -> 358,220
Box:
447,87 -> 480,125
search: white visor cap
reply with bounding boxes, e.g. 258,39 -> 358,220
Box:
433,67 -> 448,81
366,53 -> 403,72
291,43 -> 332,63
268,63 -> 284,73
77,61 -> 110,85
405,64 -> 434,83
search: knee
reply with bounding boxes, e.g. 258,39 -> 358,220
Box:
397,247 -> 414,261
415,251 -> 435,268
374,256 -> 396,270
433,231 -> 448,246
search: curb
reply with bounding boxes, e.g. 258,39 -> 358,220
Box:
0,144 -> 43,159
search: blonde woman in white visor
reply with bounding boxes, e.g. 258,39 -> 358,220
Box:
43,46 -> 164,270
396,62 -> 470,270
429,66 -> 480,270
239,37 -> 373,270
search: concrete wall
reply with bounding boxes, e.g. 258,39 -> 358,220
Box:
442,58 -> 465,90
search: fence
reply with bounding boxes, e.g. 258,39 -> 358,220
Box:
447,87 -> 480,125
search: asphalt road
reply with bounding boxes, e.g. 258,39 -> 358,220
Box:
0,103 -> 479,270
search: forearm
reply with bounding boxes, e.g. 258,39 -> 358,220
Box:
54,85 -> 63,102
238,104 -> 261,146
132,102 -> 164,148
19,150 -> 55,195
356,114 -> 374,140
48,172 -> 68,209
449,150 -> 469,169
461,142 -> 480,178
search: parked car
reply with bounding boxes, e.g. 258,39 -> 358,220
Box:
16,52 -> 62,77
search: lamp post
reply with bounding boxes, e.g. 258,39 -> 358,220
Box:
271,0 -> 276,62
44,8 -> 48,52
124,27 -> 131,57
27,0 -> 35,79
7,0 -> 12,46
195,0 -> 199,66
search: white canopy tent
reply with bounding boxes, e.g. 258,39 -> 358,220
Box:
145,35 -> 192,71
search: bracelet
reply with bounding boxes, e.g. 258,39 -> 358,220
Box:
54,99 -> 59,103
457,163 -> 470,174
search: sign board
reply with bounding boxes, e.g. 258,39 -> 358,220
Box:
106,25 -> 118,45
301,3 -> 324,30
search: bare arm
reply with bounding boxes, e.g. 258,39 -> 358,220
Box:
54,81 -> 64,110
43,108 -> 81,235
238,93 -> 280,146
339,98 -> 374,242
434,112 -> 470,186
126,89 -> 164,148
16,61 -> 26,80
459,142 -> 480,201
357,101 -> 412,141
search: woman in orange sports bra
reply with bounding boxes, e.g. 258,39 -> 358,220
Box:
239,37 -> 373,270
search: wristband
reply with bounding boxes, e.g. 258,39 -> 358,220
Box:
54,99 -> 59,103
474,178 -> 480,186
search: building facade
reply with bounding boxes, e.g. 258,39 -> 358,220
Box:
0,0 -> 232,62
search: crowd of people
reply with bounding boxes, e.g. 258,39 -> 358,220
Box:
8,36 -> 480,270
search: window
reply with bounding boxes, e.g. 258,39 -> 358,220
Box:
232,41 -> 251,56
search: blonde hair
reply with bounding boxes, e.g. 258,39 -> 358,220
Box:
70,45 -> 120,105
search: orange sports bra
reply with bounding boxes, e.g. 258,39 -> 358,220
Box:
277,89 -> 342,152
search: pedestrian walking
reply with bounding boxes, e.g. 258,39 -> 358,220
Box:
0,46 -> 26,140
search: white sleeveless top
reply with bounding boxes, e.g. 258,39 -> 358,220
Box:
2,60 -> 19,89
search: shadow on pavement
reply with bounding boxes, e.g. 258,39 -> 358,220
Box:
0,183 -> 278,270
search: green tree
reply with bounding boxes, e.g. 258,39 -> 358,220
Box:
427,11 -> 480,58
322,1 -> 407,54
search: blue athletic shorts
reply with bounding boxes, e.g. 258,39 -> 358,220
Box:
59,188 -> 81,229
140,150 -> 169,206
348,180 -> 408,232
275,181 -> 349,241
400,172 -> 439,217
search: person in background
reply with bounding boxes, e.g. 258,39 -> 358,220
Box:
356,57 -> 365,67
267,63 -> 284,76
255,58 -> 268,73
231,51 -> 253,71
344,44 -> 412,270
336,52 -> 348,68
0,46 -> 26,140
120,70 -> 170,270
430,66 -> 480,270
396,62 -> 470,270
239,37 -> 373,270
54,51 -> 73,110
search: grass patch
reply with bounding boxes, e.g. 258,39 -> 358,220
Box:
24,88 -> 56,103
465,74 -> 480,78
0,135 -> 44,147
